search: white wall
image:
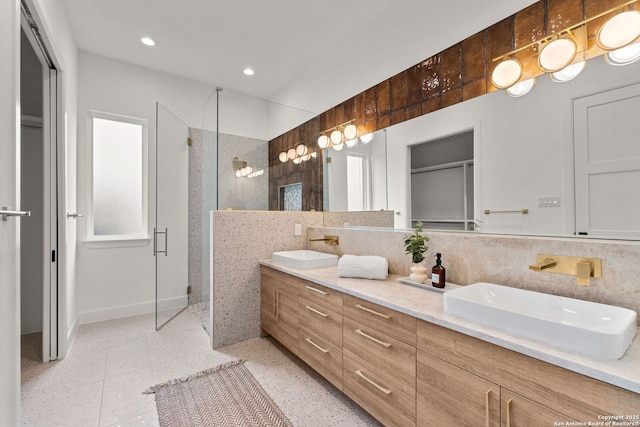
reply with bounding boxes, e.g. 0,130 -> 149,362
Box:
386,55 -> 640,234
76,52 -> 273,322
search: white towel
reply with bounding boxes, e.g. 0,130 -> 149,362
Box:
337,254 -> 388,280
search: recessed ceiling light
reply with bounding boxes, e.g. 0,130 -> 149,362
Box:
243,68 -> 255,76
141,37 -> 155,46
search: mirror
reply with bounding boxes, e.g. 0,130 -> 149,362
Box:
383,55 -> 640,238
201,55 -> 640,239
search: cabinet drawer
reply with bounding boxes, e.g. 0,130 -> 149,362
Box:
298,331 -> 342,390
298,298 -> 342,349
343,355 -> 415,427
298,281 -> 342,314
343,317 -> 416,398
261,266 -> 303,294
343,294 -> 416,346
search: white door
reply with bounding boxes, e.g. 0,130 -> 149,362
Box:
1,0 -> 22,424
574,83 -> 640,239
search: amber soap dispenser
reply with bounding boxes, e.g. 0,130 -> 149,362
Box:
432,253 -> 446,288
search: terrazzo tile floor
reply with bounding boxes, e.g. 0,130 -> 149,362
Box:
21,308 -> 380,426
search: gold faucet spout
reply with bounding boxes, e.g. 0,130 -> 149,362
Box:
529,257 -> 556,272
309,235 -> 339,245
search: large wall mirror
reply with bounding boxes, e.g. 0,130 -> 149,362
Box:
316,53 -> 640,239
201,51 -> 640,241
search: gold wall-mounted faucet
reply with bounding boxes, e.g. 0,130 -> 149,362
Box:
529,254 -> 602,285
309,235 -> 339,245
528,257 -> 557,271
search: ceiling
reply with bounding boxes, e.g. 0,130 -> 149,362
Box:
61,0 -> 538,114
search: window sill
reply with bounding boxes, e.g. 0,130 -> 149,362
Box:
83,236 -> 151,249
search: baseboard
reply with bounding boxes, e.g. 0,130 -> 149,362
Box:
21,320 -> 42,335
78,295 -> 188,325
62,314 -> 80,358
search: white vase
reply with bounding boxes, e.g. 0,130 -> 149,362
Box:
409,262 -> 428,284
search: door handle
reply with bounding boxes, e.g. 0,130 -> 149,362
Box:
66,213 -> 84,219
153,228 -> 168,256
1,206 -> 31,221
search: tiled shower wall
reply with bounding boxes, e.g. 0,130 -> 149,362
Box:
307,226 -> 640,323
267,0 -> 638,204
189,128 -> 268,304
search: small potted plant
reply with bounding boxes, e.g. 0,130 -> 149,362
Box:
404,221 -> 430,283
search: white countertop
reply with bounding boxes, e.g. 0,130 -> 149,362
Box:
259,260 -> 640,394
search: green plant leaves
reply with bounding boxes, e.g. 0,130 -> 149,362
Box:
404,221 -> 430,264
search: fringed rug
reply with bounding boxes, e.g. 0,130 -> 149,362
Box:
144,360 -> 293,427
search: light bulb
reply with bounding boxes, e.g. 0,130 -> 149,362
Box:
345,138 -> 358,148
549,61 -> 586,82
506,78 -> 536,97
332,142 -> 344,151
279,152 -> 288,163
343,124 -> 357,140
360,133 -> 373,144
293,157 -> 302,164
318,135 -> 330,149
235,170 -> 242,177
606,42 -> 640,66
287,148 -> 296,160
597,11 -> 640,51
330,130 -> 343,144
296,144 -> 308,156
538,38 -> 577,73
491,59 -> 523,89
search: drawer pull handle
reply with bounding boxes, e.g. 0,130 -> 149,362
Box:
355,329 -> 392,348
305,337 -> 329,353
506,399 -> 512,427
305,285 -> 328,295
355,370 -> 392,395
305,305 -> 329,318
355,303 -> 391,319
485,390 -> 491,427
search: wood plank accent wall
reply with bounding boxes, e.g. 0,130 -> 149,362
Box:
268,0 -> 637,209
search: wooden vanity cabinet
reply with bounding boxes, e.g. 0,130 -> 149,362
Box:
261,267 -> 640,427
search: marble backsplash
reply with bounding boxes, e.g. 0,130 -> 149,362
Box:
308,226 -> 640,322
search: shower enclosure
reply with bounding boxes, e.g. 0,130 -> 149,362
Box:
197,88 -> 316,340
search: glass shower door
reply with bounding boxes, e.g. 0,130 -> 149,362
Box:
155,103 -> 189,330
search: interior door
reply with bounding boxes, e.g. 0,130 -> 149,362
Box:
574,83 -> 640,239
155,103 -> 189,330
1,0 -> 21,422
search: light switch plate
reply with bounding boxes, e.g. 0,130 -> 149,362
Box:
538,196 -> 560,207
294,223 -> 302,236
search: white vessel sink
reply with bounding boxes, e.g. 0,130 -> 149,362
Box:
444,282 -> 637,359
272,250 -> 338,270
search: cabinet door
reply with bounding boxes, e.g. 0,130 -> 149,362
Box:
275,285 -> 299,354
501,389 -> 578,427
417,351 -> 500,427
260,280 -> 277,336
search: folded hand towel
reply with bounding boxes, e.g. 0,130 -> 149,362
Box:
337,254 -> 388,280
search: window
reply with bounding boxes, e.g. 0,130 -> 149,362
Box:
88,111 -> 148,241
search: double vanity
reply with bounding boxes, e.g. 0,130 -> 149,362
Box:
260,251 -> 640,427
